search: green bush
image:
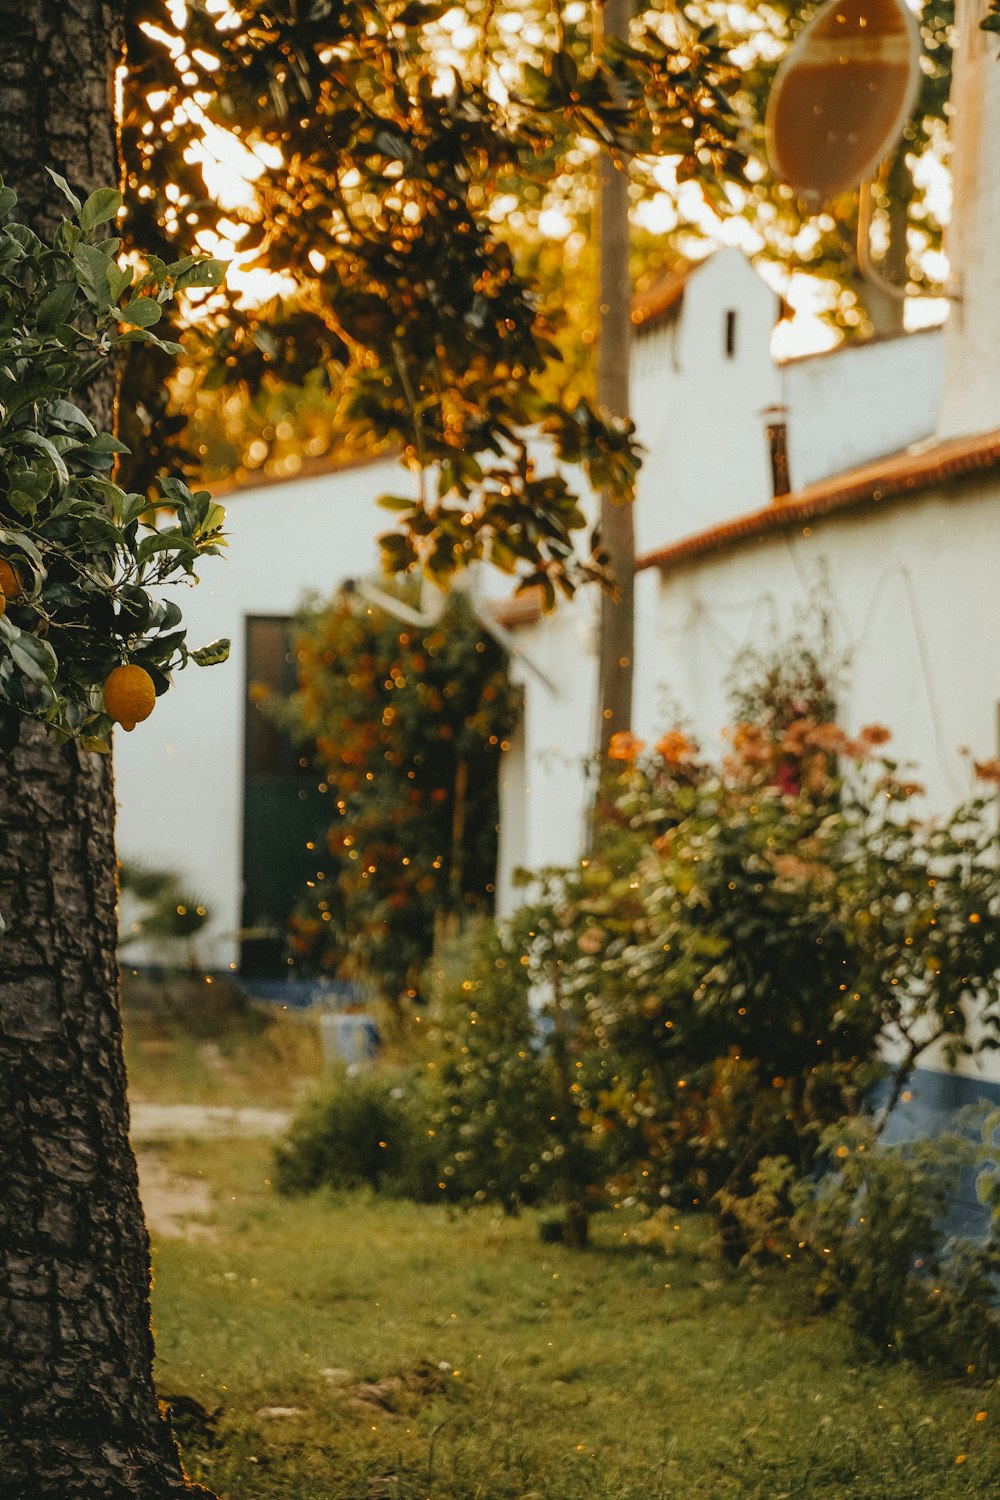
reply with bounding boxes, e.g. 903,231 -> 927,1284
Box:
420,924 -> 564,1214
274,1065 -> 438,1200
720,1114 -> 1000,1373
555,681 -> 1000,1240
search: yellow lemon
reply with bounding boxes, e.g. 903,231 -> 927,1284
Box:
103,664 -> 157,732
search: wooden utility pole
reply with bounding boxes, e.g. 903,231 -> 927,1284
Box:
594,0 -> 636,758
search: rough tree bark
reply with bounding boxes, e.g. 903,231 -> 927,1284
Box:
0,4 -> 209,1496
595,0 -> 636,757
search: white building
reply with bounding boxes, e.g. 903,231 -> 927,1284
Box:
115,453 -> 417,978
119,4 -> 1000,1133
493,3 -> 1000,1135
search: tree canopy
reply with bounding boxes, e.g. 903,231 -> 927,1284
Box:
120,0 -> 747,604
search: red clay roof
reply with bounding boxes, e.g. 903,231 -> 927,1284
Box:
209,442 -> 398,499
630,266 -> 693,333
637,427 -> 1000,575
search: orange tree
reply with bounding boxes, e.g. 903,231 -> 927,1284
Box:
275,584 -> 519,1005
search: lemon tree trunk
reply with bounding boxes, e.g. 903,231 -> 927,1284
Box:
0,4 -> 209,1495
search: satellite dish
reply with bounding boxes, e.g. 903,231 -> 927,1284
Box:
765,0 -> 922,207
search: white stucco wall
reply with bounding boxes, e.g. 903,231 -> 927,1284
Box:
114,455 -> 418,971
494,598 -> 599,918
641,487 -> 996,805
783,330 -> 943,491
631,248 -> 782,555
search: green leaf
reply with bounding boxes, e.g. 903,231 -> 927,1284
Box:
0,185 -> 17,220
79,187 -> 122,235
45,168 -> 81,213
10,631 -> 57,685
35,280 -> 78,331
0,529 -> 43,570
18,431 -> 69,487
107,260 -> 134,303
114,328 -> 183,354
118,295 -> 162,329
173,258 -> 227,291
79,431 -> 130,467
74,240 -> 115,308
48,400 -> 96,436
191,637 -> 231,667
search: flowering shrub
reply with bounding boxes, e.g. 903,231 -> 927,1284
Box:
554,658 -> 1000,1250
272,583 -> 518,1004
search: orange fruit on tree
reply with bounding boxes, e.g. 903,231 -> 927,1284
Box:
0,558 -> 22,602
103,664 -> 157,732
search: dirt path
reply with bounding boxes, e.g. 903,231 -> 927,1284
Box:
131,1101 -> 291,1242
130,1102 -> 291,1141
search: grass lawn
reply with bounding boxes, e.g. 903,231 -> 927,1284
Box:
146,1134 -> 1000,1500
123,987 -> 325,1109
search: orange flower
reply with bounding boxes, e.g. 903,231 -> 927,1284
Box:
608,730 -> 645,763
860,723 -> 892,746
656,729 -> 696,764
974,758 -> 1000,786
803,721 -> 847,754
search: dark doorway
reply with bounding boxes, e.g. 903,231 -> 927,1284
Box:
241,615 -> 326,978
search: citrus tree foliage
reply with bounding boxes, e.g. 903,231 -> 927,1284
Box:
120,0 -> 746,601
0,176 -> 229,751
274,583 -> 519,1003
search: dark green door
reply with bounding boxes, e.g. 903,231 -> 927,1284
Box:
241,615 -> 326,978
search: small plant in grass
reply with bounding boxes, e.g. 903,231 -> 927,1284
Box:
420,922 -> 573,1217
274,1064 -> 439,1200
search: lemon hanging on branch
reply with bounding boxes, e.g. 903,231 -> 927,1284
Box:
103,665 -> 156,733
0,175 -> 230,753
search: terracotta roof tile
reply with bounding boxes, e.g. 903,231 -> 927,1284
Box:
491,586 -> 546,628
637,427 -> 1000,574
630,266 -> 693,333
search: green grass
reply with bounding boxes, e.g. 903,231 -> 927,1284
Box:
122,985 -> 324,1109
147,1136 -> 1000,1499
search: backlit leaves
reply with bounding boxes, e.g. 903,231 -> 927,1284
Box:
0,179 -> 228,748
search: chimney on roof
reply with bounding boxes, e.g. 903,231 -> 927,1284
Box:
937,0 -> 1000,439
763,405 -> 791,500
